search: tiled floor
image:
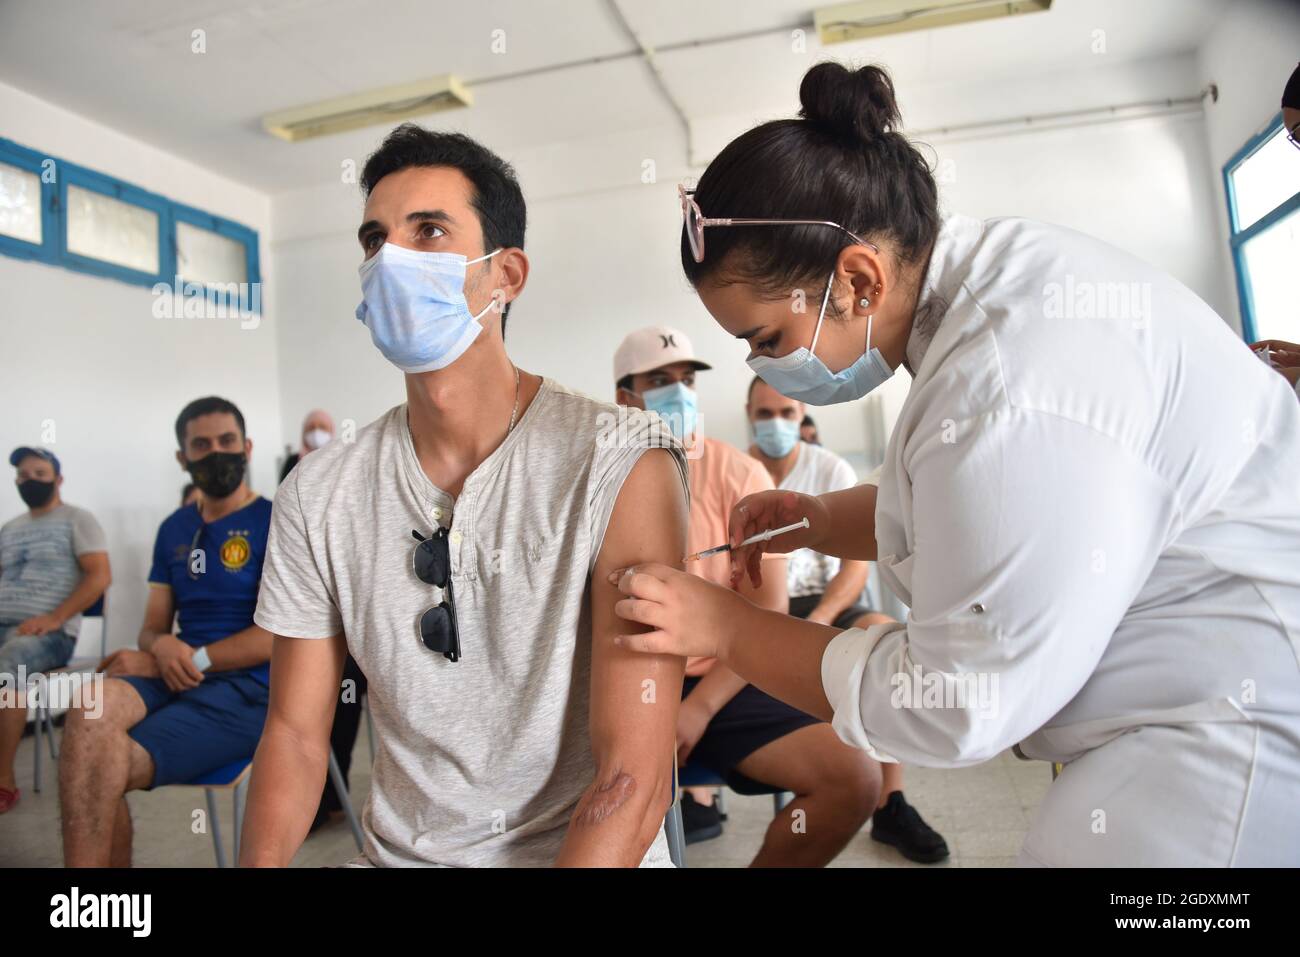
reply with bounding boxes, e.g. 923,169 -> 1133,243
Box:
0,725 -> 1049,867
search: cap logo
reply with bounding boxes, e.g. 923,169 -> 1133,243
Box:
660,334 -> 676,348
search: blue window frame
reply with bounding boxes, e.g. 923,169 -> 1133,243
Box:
59,162 -> 172,287
172,202 -> 261,313
0,135 -> 260,308
1222,113 -> 1300,343
0,138 -> 59,266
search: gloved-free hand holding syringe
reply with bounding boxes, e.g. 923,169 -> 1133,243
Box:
683,517 -> 810,563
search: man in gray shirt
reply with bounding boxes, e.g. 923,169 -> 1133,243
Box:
0,447 -> 111,813
242,126 -> 690,866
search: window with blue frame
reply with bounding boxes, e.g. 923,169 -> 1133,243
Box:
1223,114 -> 1300,344
0,136 -> 260,311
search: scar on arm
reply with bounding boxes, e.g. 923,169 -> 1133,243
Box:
571,768 -> 637,828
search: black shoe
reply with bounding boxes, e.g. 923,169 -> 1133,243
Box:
870,791 -> 949,863
680,792 -> 724,845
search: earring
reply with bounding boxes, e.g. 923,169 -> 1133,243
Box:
858,297 -> 871,309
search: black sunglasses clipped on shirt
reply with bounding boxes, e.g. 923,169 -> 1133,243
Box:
411,528 -> 461,663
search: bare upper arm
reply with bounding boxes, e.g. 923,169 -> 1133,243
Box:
77,551 -> 111,581
589,448 -> 688,763
266,634 -> 348,745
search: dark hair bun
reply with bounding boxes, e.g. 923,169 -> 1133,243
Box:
799,62 -> 902,142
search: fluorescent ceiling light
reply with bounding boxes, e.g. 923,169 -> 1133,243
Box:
261,74 -> 472,142
814,0 -> 1052,43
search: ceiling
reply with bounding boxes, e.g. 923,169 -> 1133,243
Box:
0,0 -> 1229,195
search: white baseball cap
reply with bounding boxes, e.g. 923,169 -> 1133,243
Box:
614,326 -> 712,383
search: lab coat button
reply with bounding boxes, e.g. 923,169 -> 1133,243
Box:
450,530 -> 463,545
970,602 -> 985,614
432,507 -> 443,520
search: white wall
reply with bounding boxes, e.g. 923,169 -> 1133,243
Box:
1196,0 -> 1300,331
0,80 -> 280,651
270,51 -> 1233,469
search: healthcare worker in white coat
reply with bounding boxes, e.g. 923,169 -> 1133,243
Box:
610,62 -> 1300,866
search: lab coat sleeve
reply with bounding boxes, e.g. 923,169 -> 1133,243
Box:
821,405 -> 1179,767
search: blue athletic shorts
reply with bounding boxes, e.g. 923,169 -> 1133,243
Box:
116,670 -> 269,788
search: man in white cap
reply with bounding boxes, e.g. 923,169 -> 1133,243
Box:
614,326 -> 880,865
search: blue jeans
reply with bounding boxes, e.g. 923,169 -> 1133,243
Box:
0,621 -> 75,681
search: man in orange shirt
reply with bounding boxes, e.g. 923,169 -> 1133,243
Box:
614,327 -> 880,866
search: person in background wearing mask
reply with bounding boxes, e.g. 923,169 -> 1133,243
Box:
0,448 -> 110,813
59,397 -> 273,865
615,326 -> 880,864
243,126 -> 688,868
747,376 -> 948,863
279,409 -> 335,483
799,414 -> 819,446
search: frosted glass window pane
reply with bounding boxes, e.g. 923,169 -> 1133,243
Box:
177,220 -> 248,285
1242,206 -> 1300,344
0,162 -> 42,244
66,184 -> 159,274
1230,127 -> 1300,232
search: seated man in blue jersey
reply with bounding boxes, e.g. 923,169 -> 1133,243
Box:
60,396 -> 273,866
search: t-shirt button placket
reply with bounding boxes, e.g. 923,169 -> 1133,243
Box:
448,528 -> 473,580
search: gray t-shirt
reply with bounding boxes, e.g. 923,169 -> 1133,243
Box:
255,378 -> 688,867
0,503 -> 107,635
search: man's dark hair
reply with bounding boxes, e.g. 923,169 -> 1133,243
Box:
361,124 -> 527,332
801,414 -> 816,429
616,374 -> 634,393
175,396 -> 246,450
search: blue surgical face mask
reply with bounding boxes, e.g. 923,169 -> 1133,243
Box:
355,243 -> 501,373
637,382 -> 698,441
746,270 -> 894,406
752,417 -> 800,458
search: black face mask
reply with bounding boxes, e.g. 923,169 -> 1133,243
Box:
186,452 -> 247,500
17,479 -> 56,509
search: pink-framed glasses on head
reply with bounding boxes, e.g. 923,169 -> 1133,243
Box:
678,183 -> 878,263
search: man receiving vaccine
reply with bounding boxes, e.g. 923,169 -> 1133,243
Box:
243,127 -> 689,868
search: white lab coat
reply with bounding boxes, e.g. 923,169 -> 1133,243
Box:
820,214 -> 1300,866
